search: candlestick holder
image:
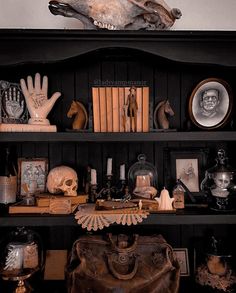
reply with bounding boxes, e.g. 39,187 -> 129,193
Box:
89,184 -> 97,203
105,174 -> 113,201
115,179 -> 131,201
97,174 -> 116,201
95,177 -> 132,202
122,185 -> 132,202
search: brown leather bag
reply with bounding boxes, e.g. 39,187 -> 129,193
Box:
66,234 -> 180,293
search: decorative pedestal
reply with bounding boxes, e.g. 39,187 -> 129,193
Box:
0,124 -> 57,132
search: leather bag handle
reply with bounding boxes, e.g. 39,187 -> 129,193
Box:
107,233 -> 139,253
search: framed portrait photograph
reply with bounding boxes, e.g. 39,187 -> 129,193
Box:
18,158 -> 48,196
173,248 -> 190,276
164,148 -> 208,196
188,78 -> 233,130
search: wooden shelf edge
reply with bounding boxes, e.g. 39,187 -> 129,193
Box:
0,212 -> 236,227
0,131 -> 236,142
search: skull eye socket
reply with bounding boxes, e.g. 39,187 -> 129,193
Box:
65,179 -> 73,186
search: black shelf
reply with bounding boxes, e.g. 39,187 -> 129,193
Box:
1,131 -> 236,142
1,30 -> 236,67
1,210 -> 236,227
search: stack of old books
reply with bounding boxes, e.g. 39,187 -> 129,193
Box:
9,193 -> 88,214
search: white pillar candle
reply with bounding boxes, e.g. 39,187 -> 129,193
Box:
107,158 -> 112,175
120,164 -> 125,180
91,169 -> 97,185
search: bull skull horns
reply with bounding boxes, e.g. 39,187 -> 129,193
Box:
49,0 -> 182,30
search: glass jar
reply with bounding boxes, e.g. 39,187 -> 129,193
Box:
128,154 -> 158,199
201,149 -> 236,211
172,180 -> 185,209
0,227 -> 44,292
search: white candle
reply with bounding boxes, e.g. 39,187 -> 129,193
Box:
107,158 -> 112,175
91,169 -> 97,185
120,164 -> 125,180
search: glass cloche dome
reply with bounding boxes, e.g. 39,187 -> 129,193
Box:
0,226 -> 44,293
128,154 -> 158,199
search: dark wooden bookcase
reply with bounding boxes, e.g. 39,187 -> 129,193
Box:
1,30 -> 236,292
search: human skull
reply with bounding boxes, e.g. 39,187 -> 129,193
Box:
47,166 -> 78,196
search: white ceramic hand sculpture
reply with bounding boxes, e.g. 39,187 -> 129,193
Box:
20,73 -> 61,125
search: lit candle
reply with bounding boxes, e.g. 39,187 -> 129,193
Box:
107,158 -> 112,175
120,164 -> 125,180
91,169 -> 97,185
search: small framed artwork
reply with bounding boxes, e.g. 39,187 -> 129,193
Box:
18,158 -> 48,196
0,80 -> 28,124
164,148 -> 208,196
173,248 -> 190,276
188,78 -> 233,130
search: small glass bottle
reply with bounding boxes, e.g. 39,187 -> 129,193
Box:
0,147 -> 17,204
172,180 -> 185,209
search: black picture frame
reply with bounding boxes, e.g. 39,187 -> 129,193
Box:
18,157 -> 48,196
164,148 -> 209,197
188,78 -> 233,130
0,80 -> 28,124
173,248 -> 190,277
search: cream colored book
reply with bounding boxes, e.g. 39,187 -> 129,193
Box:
136,87 -> 143,132
99,87 -> 107,132
112,87 -> 120,132
106,87 -> 113,132
92,87 -> 101,132
142,87 -> 150,132
119,87 -> 126,132
36,194 -> 88,207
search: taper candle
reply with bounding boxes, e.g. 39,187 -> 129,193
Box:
107,158 -> 112,175
91,169 -> 97,185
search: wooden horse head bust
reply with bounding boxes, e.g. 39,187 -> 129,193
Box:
154,99 -> 174,130
67,100 -> 88,130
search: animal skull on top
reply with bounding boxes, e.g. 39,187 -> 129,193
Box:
47,165 -> 78,196
49,0 -> 182,30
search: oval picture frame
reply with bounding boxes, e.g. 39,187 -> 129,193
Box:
188,78 -> 233,130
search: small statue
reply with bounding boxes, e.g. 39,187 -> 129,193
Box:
155,187 -> 174,210
67,100 -> 88,130
125,86 -> 138,132
154,99 -> 174,130
20,73 -> 61,125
